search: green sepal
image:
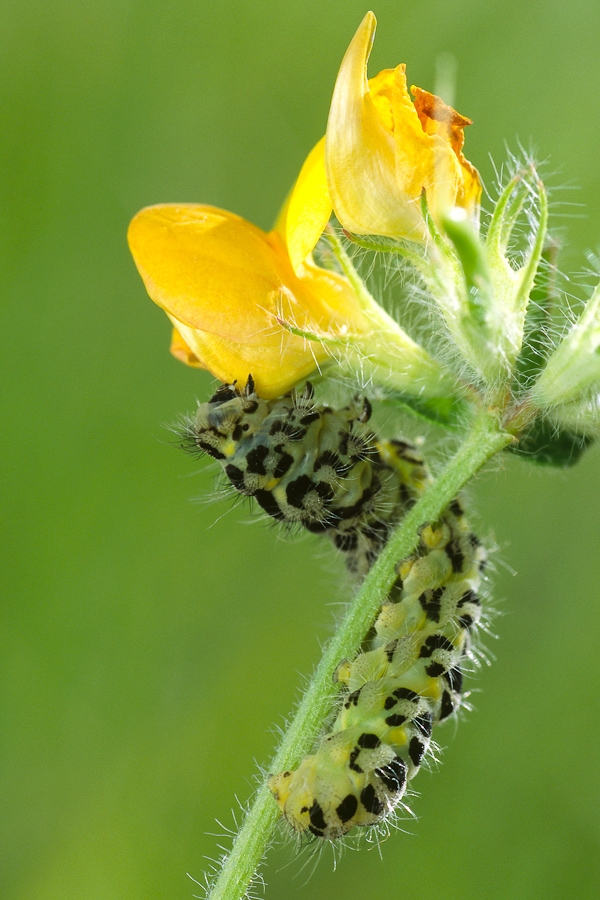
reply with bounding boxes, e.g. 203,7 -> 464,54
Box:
381,392 -> 467,428
508,415 -> 593,467
486,171 -> 531,258
513,239 -> 559,388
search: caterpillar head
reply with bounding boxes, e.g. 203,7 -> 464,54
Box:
186,375 -> 270,462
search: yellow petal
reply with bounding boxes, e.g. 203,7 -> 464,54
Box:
389,68 -> 440,196
129,204 -> 369,398
265,229 -> 368,330
129,204 -> 302,345
411,85 -> 482,214
367,68 -> 396,131
325,12 -> 426,240
325,13 -> 481,240
274,137 -> 332,271
169,317 -> 323,399
169,327 -> 204,367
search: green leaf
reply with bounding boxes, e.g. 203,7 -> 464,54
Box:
508,415 -> 593,467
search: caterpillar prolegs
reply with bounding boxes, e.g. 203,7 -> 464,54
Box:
184,377 -> 486,840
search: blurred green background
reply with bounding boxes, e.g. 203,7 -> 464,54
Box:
3,1 -> 600,898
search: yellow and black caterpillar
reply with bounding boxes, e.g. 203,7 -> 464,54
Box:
184,377 -> 485,840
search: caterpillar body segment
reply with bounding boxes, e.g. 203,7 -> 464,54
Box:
268,726 -> 410,839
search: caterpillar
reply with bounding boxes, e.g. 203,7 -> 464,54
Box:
183,376 -> 486,840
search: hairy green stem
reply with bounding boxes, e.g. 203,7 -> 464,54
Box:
207,409 -> 513,900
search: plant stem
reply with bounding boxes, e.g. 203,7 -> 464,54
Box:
207,409 -> 513,900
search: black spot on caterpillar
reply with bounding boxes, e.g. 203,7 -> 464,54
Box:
183,377 -> 486,840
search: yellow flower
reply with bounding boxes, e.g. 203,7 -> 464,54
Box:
297,12 -> 481,246
128,13 -> 477,401
128,195 -> 367,399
